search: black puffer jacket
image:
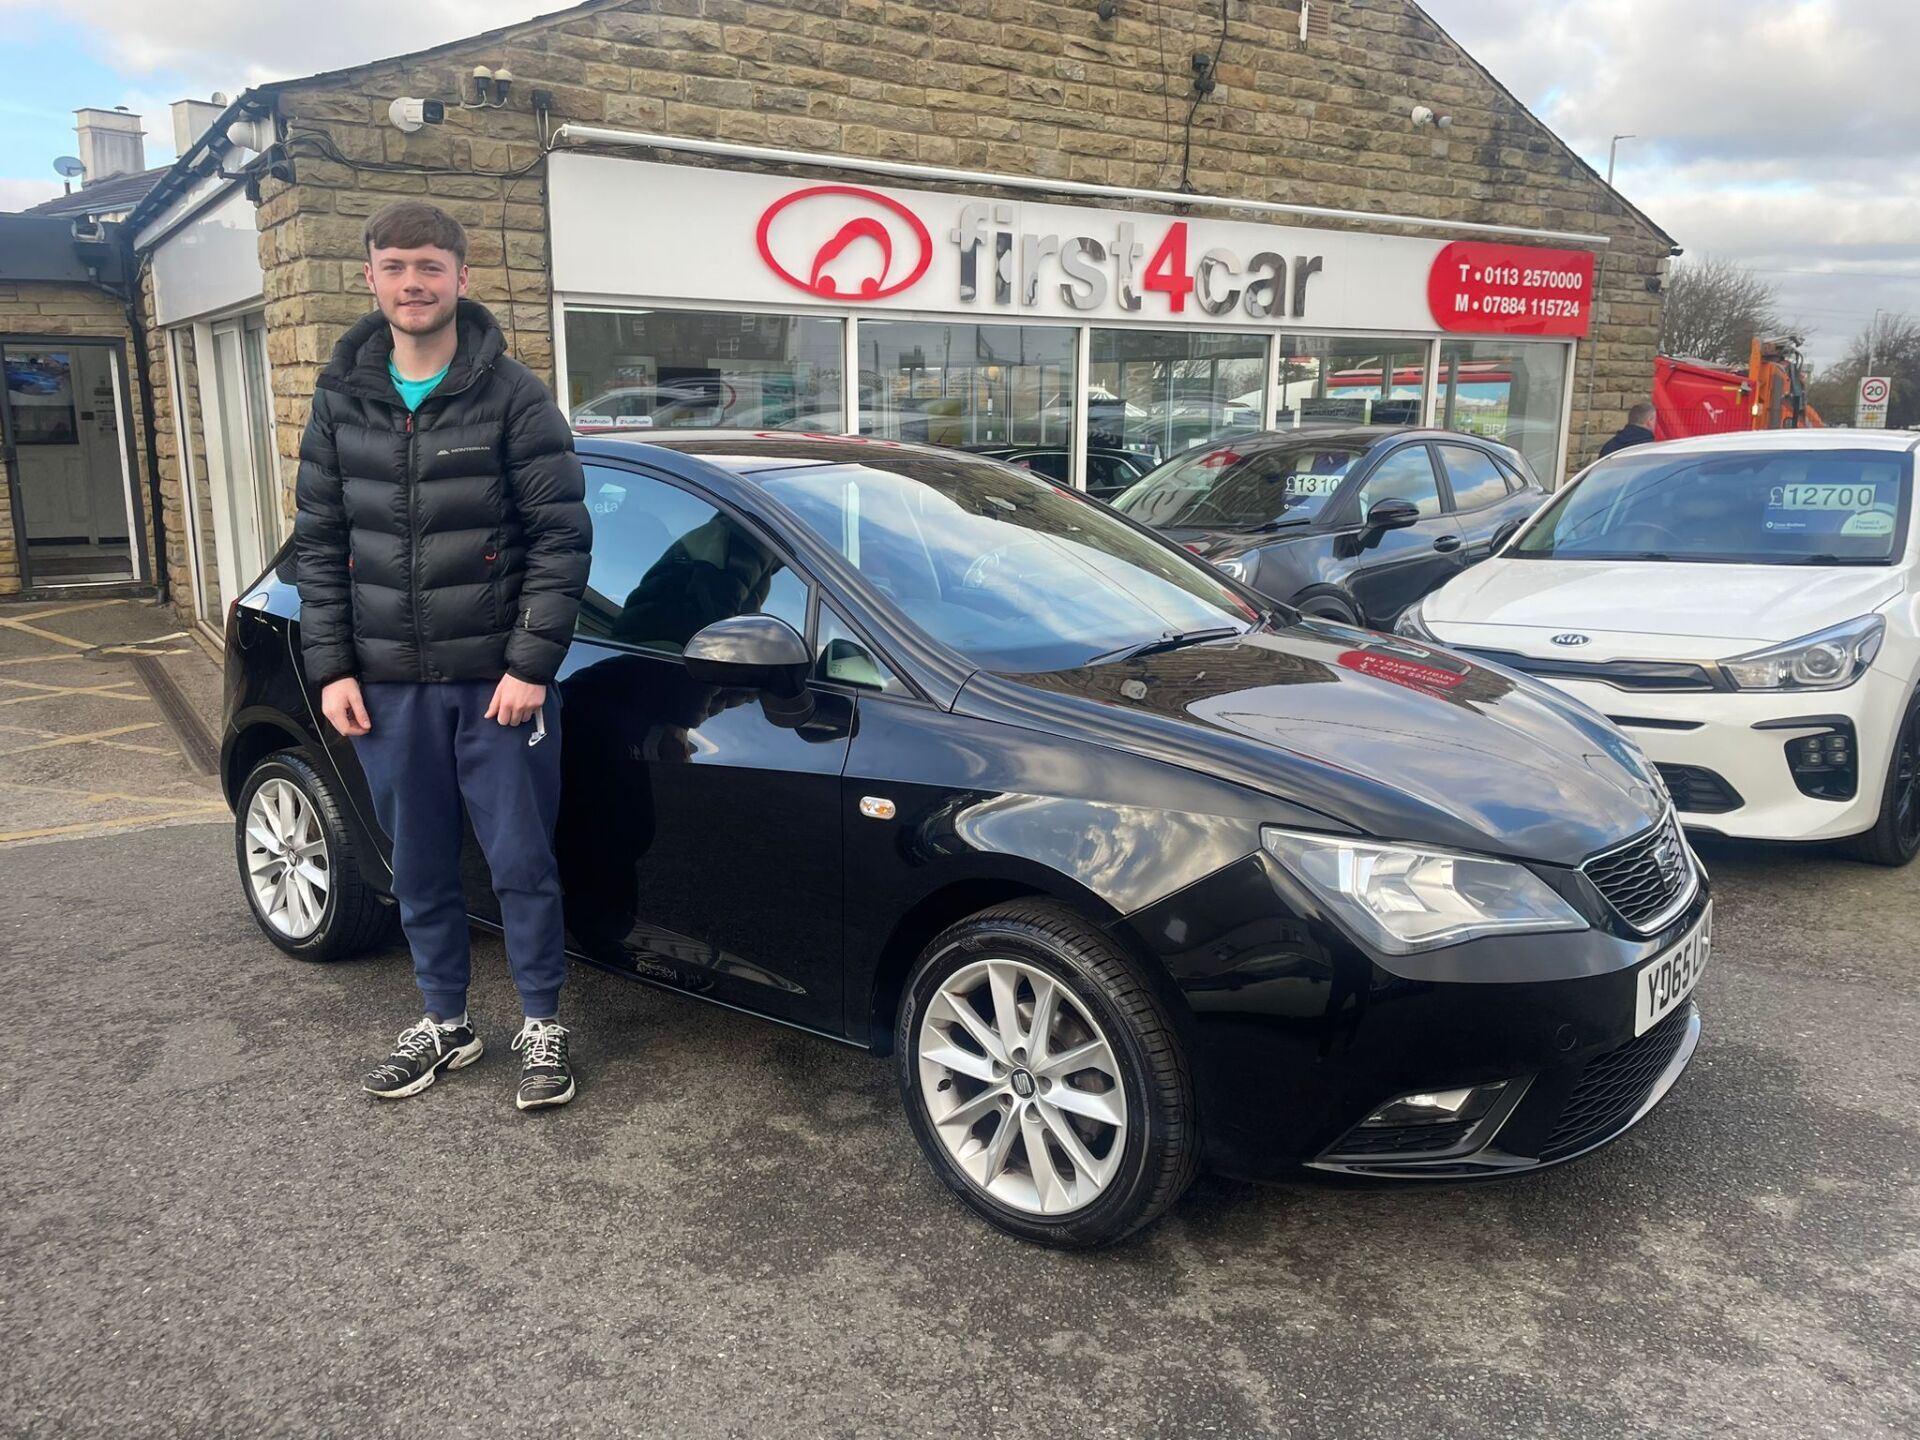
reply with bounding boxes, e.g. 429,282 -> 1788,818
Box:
293,300 -> 591,689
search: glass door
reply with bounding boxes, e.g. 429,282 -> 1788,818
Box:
201,312 -> 283,609
0,340 -> 138,584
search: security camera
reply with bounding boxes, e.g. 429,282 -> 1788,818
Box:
1411,105 -> 1435,126
387,97 -> 446,133
70,218 -> 106,244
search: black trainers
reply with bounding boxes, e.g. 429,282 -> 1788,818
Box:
512,1019 -> 575,1110
363,1017 -> 484,1099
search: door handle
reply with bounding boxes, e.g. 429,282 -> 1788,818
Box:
1432,535 -> 1463,553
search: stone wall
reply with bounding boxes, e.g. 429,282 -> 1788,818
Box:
235,0 -> 1667,553
0,279 -> 154,597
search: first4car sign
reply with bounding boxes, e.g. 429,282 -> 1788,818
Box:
551,154 -> 1595,338
1858,376 -> 1893,429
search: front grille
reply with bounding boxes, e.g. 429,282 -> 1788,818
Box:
1455,648 -> 1721,692
1655,764 -> 1744,815
1327,1118 -> 1476,1157
1583,810 -> 1696,932
1540,1005 -> 1694,1161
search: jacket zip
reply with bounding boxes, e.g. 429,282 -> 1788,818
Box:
405,411 -> 426,681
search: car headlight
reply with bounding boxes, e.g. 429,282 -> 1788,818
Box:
1212,556 -> 1250,582
1722,615 -> 1884,692
1394,597 -> 1438,642
1261,828 -> 1588,955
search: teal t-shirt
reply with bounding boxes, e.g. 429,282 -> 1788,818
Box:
388,357 -> 450,412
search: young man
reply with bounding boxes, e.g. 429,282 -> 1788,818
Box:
294,200 -> 592,1110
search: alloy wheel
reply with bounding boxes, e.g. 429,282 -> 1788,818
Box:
916,957 -> 1129,1216
243,778 -> 332,939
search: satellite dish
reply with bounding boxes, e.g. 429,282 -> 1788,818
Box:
53,156 -> 86,178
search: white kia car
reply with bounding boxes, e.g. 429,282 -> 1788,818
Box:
1398,429 -> 1920,864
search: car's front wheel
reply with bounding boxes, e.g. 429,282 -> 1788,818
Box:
896,900 -> 1199,1248
235,750 -> 398,960
1846,691 -> 1920,866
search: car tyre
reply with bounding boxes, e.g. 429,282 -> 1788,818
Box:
1296,594 -> 1361,626
1845,691 -> 1920,866
235,751 -> 398,960
896,900 -> 1199,1248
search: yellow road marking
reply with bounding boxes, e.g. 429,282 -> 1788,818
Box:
0,722 -> 169,757
0,653 -> 94,667
0,678 -> 147,707
0,776 -> 218,806
0,618 -> 95,650
0,599 -> 123,624
0,722 -> 172,755
0,805 -> 228,844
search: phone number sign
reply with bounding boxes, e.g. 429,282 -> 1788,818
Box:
1427,241 -> 1595,337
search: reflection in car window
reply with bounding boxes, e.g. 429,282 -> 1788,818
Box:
576,465 -> 809,650
1438,445 -> 1510,511
815,606 -> 902,694
1356,447 -> 1444,518
1514,449 -> 1912,566
1112,442 -> 1367,528
758,454 -> 1258,673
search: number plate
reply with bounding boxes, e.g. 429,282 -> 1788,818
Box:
1634,902 -> 1711,1036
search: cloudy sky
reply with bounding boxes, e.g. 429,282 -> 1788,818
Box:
2,0 -> 1912,367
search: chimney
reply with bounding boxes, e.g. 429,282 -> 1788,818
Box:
171,93 -> 231,155
75,107 -> 145,183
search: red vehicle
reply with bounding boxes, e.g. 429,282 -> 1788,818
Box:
1655,338 -> 1824,439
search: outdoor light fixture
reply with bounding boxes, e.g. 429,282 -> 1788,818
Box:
1410,105 -> 1453,128
469,66 -> 515,108
1095,0 -> 1119,20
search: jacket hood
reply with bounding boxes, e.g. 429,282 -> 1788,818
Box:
317,298 -> 507,403
956,620 -> 1665,867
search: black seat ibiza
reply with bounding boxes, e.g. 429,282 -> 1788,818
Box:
223,434 -> 1710,1248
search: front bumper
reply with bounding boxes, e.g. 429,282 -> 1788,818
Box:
1308,1001 -> 1701,1176
1125,845 -> 1713,1183
1513,668 -> 1904,843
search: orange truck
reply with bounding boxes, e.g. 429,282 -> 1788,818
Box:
1653,337 -> 1823,439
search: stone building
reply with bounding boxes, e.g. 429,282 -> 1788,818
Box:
8,0 -> 1677,629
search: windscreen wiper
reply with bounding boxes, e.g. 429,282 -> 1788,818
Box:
1087,626 -> 1245,666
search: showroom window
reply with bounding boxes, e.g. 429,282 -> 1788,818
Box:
1088,328 -> 1265,467
856,320 -> 1075,448
564,309 -> 844,432
1275,335 -> 1431,430
1435,339 -> 1570,484
576,465 -> 809,651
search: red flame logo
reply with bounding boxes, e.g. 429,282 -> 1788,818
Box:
756,185 -> 933,301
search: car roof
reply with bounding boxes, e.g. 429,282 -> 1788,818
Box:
575,430 -> 998,476
1619,428 -> 1920,456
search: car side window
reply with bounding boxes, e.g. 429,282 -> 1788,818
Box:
1356,447 -> 1444,518
1022,452 -> 1070,483
814,605 -> 903,694
1437,445 -> 1511,512
576,464 -> 809,652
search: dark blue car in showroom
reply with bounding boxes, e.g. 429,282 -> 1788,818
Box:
1111,427 -> 1547,627
223,434 -> 1708,1248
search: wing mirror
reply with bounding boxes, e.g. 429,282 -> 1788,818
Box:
1365,498 -> 1423,533
683,614 -> 814,725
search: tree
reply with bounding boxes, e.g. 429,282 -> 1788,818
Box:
1810,313 -> 1920,430
1660,255 -> 1783,367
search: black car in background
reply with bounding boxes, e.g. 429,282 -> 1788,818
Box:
223,434 -> 1706,1248
960,444 -> 1156,500
1111,428 -> 1547,627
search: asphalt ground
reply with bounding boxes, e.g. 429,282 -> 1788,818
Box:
3,811 -> 1916,1440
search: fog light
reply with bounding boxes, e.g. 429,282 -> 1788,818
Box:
1359,1081 -> 1508,1128
1783,721 -> 1858,801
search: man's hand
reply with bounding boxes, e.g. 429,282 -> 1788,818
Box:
320,677 -> 371,737
486,674 -> 546,727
